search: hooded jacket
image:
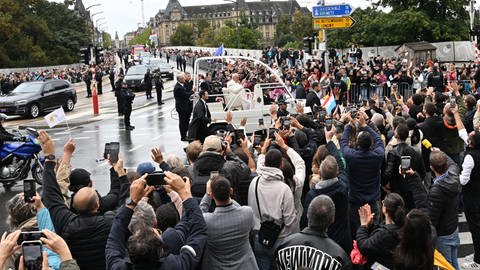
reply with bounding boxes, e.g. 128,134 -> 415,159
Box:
248,157 -> 297,240
428,157 -> 461,236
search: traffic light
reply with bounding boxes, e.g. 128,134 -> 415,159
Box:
79,47 -> 90,65
303,37 -> 313,55
95,46 -> 104,64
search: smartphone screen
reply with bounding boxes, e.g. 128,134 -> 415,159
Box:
269,128 -> 276,138
22,241 -> 42,270
258,118 -> 264,126
234,129 -> 245,142
23,180 -> 36,203
146,172 -> 166,186
283,119 -> 291,129
253,135 -> 262,145
103,143 -> 111,159
325,118 -> 333,131
401,156 -> 411,173
109,142 -> 120,163
319,111 -> 326,122
450,96 -> 456,107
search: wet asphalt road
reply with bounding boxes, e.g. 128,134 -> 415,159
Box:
0,78 -> 186,233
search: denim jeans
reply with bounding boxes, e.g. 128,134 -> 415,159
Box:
436,228 -> 460,270
254,235 -> 284,270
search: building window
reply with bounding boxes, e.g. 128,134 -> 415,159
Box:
266,32 -> 270,39
227,12 -> 230,16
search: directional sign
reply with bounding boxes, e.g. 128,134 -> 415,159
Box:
312,4 -> 353,18
313,17 -> 356,30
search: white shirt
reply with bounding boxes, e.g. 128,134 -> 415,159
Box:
460,154 -> 475,185
226,80 -> 243,94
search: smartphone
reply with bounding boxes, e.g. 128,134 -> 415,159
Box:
318,111 -> 326,122
450,96 -> 456,107
210,171 -> 219,178
253,135 -> 262,145
269,128 -> 276,138
109,142 -> 120,163
22,241 -> 42,270
401,156 -> 411,174
234,129 -> 245,143
313,105 -> 321,113
17,231 -> 45,246
378,100 -> 384,108
103,143 -> 111,159
371,262 -> 389,270
325,118 -> 333,131
258,118 -> 264,126
146,172 -> 166,186
283,119 -> 291,130
254,129 -> 267,139
23,180 -> 36,203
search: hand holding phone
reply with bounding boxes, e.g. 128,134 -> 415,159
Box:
108,142 -> 120,163
325,118 -> 333,131
146,172 -> 166,186
401,156 -> 411,174
22,240 -> 43,270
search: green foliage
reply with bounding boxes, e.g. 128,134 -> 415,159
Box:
194,18 -> 210,38
275,11 -> 312,47
170,24 -> 195,46
212,24 -> 263,49
0,0 -> 90,67
283,41 -> 302,49
327,1 -> 469,49
197,26 -> 216,47
102,32 -> 112,49
128,27 -> 152,46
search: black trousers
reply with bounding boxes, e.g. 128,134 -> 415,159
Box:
86,82 -> 92,96
116,95 -> 125,114
97,80 -> 103,94
177,110 -> 190,139
110,79 -> 115,91
464,195 -> 480,263
146,87 -> 152,99
124,103 -> 132,127
156,88 -> 163,104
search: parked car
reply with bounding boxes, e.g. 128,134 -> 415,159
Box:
124,65 -> 149,91
0,79 -> 77,118
151,61 -> 174,80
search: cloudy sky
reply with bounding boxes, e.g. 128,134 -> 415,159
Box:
50,0 -> 371,38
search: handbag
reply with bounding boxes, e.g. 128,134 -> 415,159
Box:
255,177 -> 284,248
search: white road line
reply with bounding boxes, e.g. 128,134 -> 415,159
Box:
82,130 -> 99,133
152,135 -> 162,140
73,136 -> 90,140
128,145 -> 144,152
54,132 -> 71,135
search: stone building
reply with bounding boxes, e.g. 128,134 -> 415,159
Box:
148,0 -> 308,47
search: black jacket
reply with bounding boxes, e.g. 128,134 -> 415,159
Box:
428,157 -> 461,236
0,125 -> 15,144
295,84 -> 307,99
274,227 -> 352,270
305,91 -> 321,110
173,82 -> 192,113
43,162 -> 114,270
301,141 -> 351,253
356,224 -> 401,269
187,99 -> 211,142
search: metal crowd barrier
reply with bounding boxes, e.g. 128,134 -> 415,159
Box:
348,82 -> 413,104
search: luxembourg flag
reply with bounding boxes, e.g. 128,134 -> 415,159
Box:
321,90 -> 336,115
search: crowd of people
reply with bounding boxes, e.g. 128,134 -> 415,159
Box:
0,51 -> 118,96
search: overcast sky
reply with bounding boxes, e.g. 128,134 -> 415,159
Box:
50,0 -> 371,38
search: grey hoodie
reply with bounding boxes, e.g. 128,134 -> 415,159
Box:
248,155 -> 297,239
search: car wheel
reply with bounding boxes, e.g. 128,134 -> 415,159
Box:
28,104 -> 40,118
64,98 -> 75,111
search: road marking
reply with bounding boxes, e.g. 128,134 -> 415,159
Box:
129,145 -> 144,152
152,135 -> 162,140
82,130 -> 99,133
54,132 -> 71,135
74,136 -> 90,140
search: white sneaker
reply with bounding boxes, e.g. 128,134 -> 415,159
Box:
465,254 -> 475,262
462,261 -> 480,269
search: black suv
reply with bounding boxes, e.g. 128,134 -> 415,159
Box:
0,79 -> 77,118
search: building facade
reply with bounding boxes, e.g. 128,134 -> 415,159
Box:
147,0 -> 308,47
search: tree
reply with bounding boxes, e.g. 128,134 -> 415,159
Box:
274,11 -> 312,47
102,32 -> 112,49
194,18 -> 210,38
197,26 -> 216,47
170,24 -> 195,46
128,27 -> 152,46
213,22 -> 263,49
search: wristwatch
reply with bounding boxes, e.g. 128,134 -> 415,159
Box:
126,198 -> 137,208
45,154 -> 56,161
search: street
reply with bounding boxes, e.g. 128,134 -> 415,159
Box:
0,66 -> 187,233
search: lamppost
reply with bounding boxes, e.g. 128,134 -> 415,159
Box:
224,0 -> 240,49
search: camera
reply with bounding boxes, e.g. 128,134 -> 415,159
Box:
146,172 -> 166,186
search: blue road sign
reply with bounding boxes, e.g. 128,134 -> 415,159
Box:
312,4 -> 353,18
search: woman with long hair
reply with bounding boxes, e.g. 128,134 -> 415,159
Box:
356,192 -> 406,269
394,209 -> 434,270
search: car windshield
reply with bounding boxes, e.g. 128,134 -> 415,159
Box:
12,83 -> 42,93
127,66 -> 148,75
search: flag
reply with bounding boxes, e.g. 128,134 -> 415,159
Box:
44,107 -> 66,128
214,44 -> 224,56
321,90 -> 337,115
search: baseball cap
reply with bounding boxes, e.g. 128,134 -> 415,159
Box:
136,162 -> 155,175
203,135 -> 223,152
69,168 -> 91,191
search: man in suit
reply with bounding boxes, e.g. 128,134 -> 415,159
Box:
174,73 -> 193,141
306,82 -> 321,110
95,67 -> 103,95
199,176 -> 258,270
295,78 -> 307,99
144,68 -> 153,99
188,90 -> 212,143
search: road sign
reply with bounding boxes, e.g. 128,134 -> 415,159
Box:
313,17 -> 356,30
312,4 -> 353,18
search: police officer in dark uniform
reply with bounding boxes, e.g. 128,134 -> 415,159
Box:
120,82 -> 135,130
154,71 -> 164,105
84,70 -> 92,98
144,68 -> 153,99
95,67 -> 103,95
115,75 -> 125,116
109,67 -> 115,91
0,114 -> 22,147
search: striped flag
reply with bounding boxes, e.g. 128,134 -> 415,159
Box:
321,90 -> 336,115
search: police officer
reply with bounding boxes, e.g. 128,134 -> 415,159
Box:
95,67 -> 103,95
154,71 -> 164,105
144,68 -> 153,99
84,69 -> 92,98
115,75 -> 125,116
120,82 -> 135,130
0,114 -> 23,147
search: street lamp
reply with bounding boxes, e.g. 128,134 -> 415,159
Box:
86,3 -> 101,11
96,17 -> 106,27
91,11 -> 104,45
224,0 -> 240,49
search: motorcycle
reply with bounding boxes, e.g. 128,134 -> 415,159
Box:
0,128 -> 44,191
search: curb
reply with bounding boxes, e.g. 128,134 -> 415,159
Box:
17,91 -> 175,130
